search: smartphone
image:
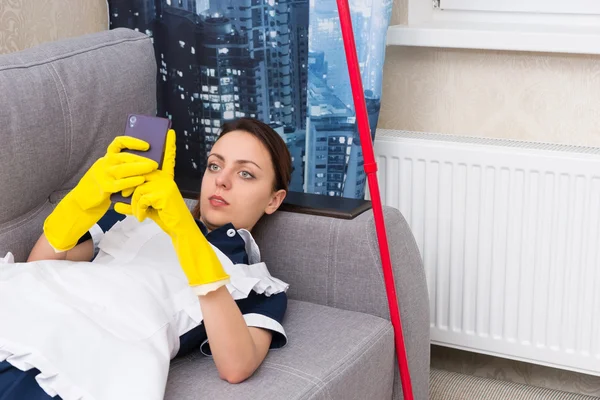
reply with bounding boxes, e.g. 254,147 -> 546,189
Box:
110,114 -> 171,204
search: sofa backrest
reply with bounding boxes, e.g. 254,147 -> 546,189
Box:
253,207 -> 430,400
0,28 -> 157,261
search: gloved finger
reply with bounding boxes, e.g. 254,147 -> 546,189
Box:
133,193 -> 154,222
142,169 -> 168,183
121,187 -> 135,197
107,136 -> 150,154
130,182 -> 153,222
108,176 -> 146,193
107,159 -> 159,179
162,129 -> 177,179
113,202 -> 133,215
137,194 -> 153,218
106,151 -> 159,166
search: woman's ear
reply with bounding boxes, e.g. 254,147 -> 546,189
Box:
264,189 -> 287,215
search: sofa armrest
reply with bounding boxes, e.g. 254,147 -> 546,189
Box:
0,28 -> 156,262
253,206 -> 430,400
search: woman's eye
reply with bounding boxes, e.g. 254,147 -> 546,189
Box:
208,163 -> 220,172
239,171 -> 254,179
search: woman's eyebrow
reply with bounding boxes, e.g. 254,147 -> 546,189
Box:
208,153 -> 224,161
209,153 -> 262,170
237,160 -> 262,170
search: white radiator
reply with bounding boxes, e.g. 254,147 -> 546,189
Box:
372,129 -> 600,376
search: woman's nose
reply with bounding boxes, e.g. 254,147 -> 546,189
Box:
215,170 -> 232,189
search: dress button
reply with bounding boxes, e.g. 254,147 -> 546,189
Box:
227,228 -> 236,237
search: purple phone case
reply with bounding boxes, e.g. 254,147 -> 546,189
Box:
110,114 -> 171,204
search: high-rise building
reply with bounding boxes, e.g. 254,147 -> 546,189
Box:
216,0 -> 308,190
305,51 -> 381,198
290,0 -> 309,131
158,6 -> 270,187
156,7 -> 204,185
215,0 -> 309,131
196,14 -> 268,148
305,70 -> 356,197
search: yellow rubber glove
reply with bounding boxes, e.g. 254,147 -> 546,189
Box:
43,136 -> 158,252
114,130 -> 229,295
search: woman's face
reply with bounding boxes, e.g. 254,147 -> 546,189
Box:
199,130 -> 286,232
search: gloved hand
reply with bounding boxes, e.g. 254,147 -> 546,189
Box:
43,136 -> 158,252
114,130 -> 229,295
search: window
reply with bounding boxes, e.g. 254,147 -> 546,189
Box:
389,0 -> 600,54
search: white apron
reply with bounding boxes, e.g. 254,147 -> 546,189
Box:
0,217 -> 288,400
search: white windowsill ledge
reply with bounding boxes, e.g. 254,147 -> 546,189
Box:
386,21 -> 600,55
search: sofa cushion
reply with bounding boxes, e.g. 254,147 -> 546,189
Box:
165,300 -> 395,400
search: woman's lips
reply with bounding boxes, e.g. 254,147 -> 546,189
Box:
209,195 -> 229,207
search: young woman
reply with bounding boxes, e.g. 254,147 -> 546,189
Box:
0,118 -> 293,399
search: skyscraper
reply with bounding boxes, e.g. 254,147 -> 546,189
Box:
158,6 -> 270,188
216,0 -> 308,190
305,67 -> 356,197
219,0 -> 304,131
290,0 -> 309,131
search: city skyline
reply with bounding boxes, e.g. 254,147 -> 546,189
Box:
108,0 -> 391,199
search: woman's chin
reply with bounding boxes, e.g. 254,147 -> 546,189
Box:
200,215 -> 226,231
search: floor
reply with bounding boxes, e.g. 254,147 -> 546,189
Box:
430,345 -> 600,397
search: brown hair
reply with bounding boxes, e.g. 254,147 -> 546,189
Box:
191,118 -> 292,219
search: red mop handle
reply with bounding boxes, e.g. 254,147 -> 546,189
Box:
334,0 -> 415,398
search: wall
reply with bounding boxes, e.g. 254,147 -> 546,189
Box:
382,1 -> 600,395
2,1 -> 599,147
0,0 -> 108,54
379,1 -> 600,148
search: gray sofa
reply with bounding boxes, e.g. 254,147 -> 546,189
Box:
0,28 -> 429,399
